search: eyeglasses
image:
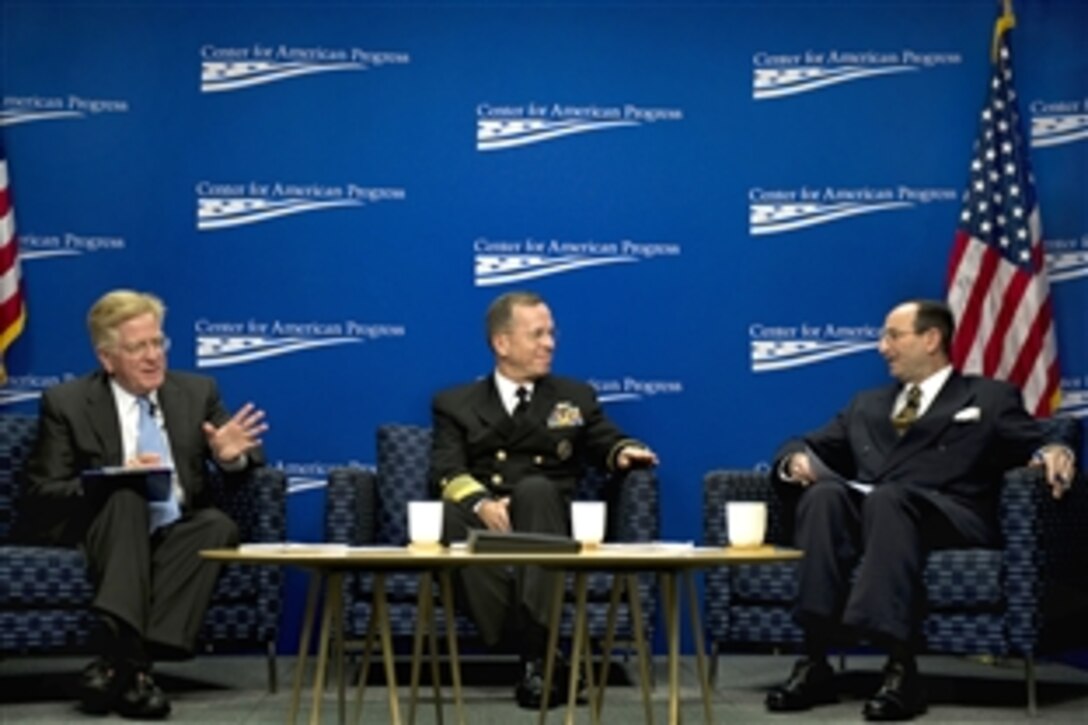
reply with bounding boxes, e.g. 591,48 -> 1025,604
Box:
880,329 -> 919,342
116,336 -> 171,357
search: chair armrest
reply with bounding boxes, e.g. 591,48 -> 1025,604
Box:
326,467 -> 377,545
613,469 -> 659,543
1000,464 -> 1088,650
209,466 -> 286,543
703,470 -> 794,546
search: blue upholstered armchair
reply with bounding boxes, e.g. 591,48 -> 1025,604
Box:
0,413 -> 286,692
702,417 -> 1086,714
324,423 -> 659,655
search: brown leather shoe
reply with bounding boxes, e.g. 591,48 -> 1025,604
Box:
765,657 -> 838,712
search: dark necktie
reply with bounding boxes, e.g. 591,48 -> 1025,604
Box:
513,386 -> 530,420
891,385 -> 922,436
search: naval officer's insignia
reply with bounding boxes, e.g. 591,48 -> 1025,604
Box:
547,401 -> 584,429
556,439 -> 573,461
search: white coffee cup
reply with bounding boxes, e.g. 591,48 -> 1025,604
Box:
570,501 -> 606,548
725,501 -> 767,548
408,501 -> 444,550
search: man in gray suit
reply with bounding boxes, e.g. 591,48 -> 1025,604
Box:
17,290 -> 267,719
430,290 -> 657,709
764,299 -> 1076,721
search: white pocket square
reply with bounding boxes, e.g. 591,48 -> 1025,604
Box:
953,406 -> 981,422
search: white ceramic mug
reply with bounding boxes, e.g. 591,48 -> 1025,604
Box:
725,501 -> 767,548
570,501 -> 607,547
407,501 -> 444,549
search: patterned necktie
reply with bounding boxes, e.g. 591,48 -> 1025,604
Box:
137,396 -> 181,532
513,386 -> 530,420
891,385 -> 922,436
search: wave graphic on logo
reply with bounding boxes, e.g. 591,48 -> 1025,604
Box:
751,339 -> 878,373
477,119 -> 639,151
198,197 -> 361,231
750,201 -> 913,235
196,336 -> 361,368
286,477 -> 328,495
201,61 -> 363,93
0,389 -> 42,406
1058,389 -> 1088,418
475,254 -> 636,286
21,249 -> 82,261
0,109 -> 85,127
1046,250 -> 1088,284
753,65 -> 917,100
598,393 -> 642,404
1031,114 -> 1088,148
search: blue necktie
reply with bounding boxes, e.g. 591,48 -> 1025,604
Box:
138,396 -> 181,532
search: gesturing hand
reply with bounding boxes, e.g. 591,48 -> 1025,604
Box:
203,402 -> 268,464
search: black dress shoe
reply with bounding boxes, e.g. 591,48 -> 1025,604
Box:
863,660 -> 926,721
79,658 -> 122,714
765,657 -> 838,712
514,659 -> 561,710
114,671 -> 171,720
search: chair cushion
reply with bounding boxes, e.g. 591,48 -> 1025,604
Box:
0,546 -> 94,607
726,548 -> 1004,610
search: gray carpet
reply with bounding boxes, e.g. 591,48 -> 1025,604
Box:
2,653 -> 1088,723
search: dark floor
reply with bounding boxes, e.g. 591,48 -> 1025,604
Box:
2,653 -> 1088,723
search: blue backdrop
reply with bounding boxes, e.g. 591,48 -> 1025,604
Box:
3,0 -> 1086,653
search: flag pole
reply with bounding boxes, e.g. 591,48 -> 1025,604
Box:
992,0 -> 1015,63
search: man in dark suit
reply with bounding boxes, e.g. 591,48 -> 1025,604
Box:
17,289 -> 268,720
430,290 -> 657,709
765,299 -> 1076,721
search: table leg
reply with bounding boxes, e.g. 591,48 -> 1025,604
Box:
310,571 -> 341,725
662,572 -> 682,725
538,575 -> 566,725
625,574 -> 655,725
426,587 -> 445,725
565,573 -> 589,725
408,574 -> 433,725
372,574 -> 402,725
288,571 -> 323,725
438,571 -> 467,725
594,574 -> 624,720
352,599 -> 379,724
684,572 -> 712,725
332,578 -> 347,725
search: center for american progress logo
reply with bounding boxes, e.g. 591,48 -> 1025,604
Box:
200,43 -> 409,93
476,101 -> 682,151
474,237 -> 680,286
1030,98 -> 1088,149
751,48 -> 961,100
750,322 -> 880,372
749,186 -> 957,235
195,318 -> 406,368
196,180 -> 405,230
1,94 -> 128,126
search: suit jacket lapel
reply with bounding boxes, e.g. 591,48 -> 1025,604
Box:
85,372 -> 124,465
878,373 -> 972,476
156,374 -> 189,452
471,377 -> 512,438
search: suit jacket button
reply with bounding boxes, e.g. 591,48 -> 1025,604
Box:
533,455 -> 543,465
496,449 -> 507,461
491,473 -> 503,485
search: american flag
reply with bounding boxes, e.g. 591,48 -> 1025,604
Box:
946,6 -> 1059,416
0,141 -> 27,385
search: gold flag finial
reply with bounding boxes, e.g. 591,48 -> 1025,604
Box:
992,0 -> 1016,63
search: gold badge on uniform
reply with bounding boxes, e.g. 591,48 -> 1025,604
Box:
556,439 -> 573,461
547,401 -> 584,429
